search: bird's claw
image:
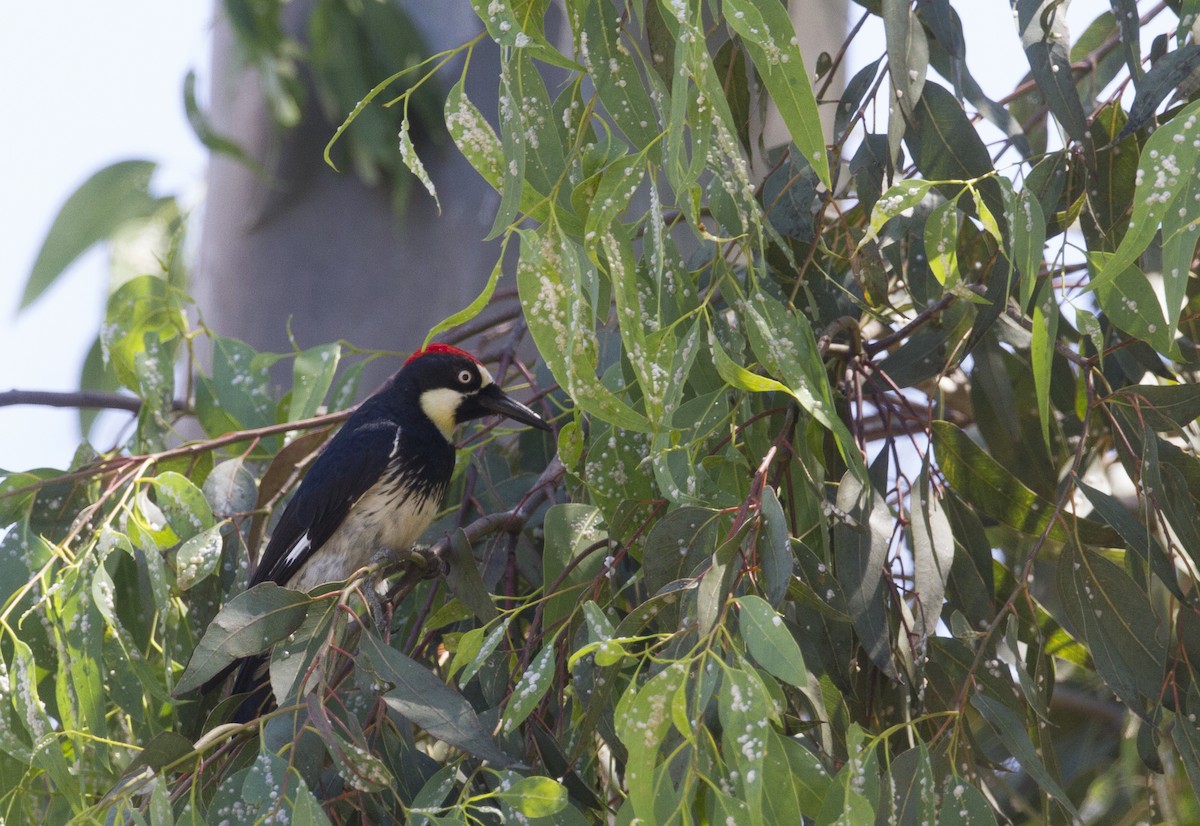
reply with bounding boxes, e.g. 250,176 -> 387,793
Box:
395,545 -> 449,579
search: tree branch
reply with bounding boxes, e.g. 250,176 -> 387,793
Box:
0,389 -> 186,413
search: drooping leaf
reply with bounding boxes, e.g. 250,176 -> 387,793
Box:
176,583 -> 311,694
362,629 -> 517,767
725,0 -> 830,187
21,160 -> 168,309
1012,0 -> 1089,143
737,595 -> 807,686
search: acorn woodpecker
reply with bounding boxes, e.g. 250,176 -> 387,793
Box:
208,343 -> 550,716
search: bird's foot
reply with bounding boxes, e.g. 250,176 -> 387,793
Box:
394,544 -> 449,579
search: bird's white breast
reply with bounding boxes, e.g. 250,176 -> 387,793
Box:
287,480 -> 442,592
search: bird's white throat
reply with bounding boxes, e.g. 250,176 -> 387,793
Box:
419,388 -> 465,440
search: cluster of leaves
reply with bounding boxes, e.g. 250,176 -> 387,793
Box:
6,0 -> 1200,822
212,0 -> 446,206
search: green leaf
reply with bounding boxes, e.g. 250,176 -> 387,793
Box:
971,693 -> 1077,813
202,458 -> 258,518
362,629 -> 517,767
577,0 -> 661,155
1013,0 -> 1089,142
209,751 -> 332,826
615,661 -> 687,820
882,0 -> 929,165
1092,98 -> 1200,344
737,595 -> 807,686
1057,543 -> 1166,714
924,198 -> 960,286
888,745 -> 938,826
174,523 -> 225,591
909,467 -> 953,641
494,775 -> 569,818
1030,280 -> 1060,448
1001,179 -> 1047,308
175,583 -> 311,694
862,179 -> 934,246
1121,44 -> 1200,138
268,602 -> 337,708
542,504 -> 607,630
444,528 -> 500,623
903,82 -> 1003,224
517,226 -> 651,431
1089,252 -> 1177,356
1077,479 -> 1183,599
834,472 -> 896,679
445,75 -> 503,189
427,259 -> 504,344
938,778 -> 999,825
399,113 -> 440,211
456,619 -> 511,686
758,486 -> 793,607
289,343 -> 341,422
1108,383 -> 1200,432
501,646 -> 556,734
149,471 -> 215,540
931,421 -> 1117,546
21,160 -> 167,309
724,0 -> 830,188
718,666 -> 771,820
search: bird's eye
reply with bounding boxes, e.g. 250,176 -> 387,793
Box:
458,369 -> 473,385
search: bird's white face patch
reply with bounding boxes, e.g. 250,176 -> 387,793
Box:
419,363 -> 494,440
420,387 -> 466,440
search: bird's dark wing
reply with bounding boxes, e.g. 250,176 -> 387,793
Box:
251,417 -> 400,587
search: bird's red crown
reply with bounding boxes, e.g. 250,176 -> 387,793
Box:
405,343 -> 481,366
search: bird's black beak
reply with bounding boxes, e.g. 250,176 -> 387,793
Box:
473,383 -> 551,431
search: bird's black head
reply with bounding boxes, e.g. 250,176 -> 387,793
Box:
398,344 -> 550,439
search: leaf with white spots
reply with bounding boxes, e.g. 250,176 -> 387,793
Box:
501,646 -> 555,735
999,178 -> 1047,309
887,744 -> 939,826
517,225 -> 651,432
469,0 -> 576,70
737,595 -> 807,687
399,114 -> 439,212
148,472 -> 215,543
202,458 -> 258,518
445,76 -> 503,190
924,198 -> 960,287
174,522 -> 225,591
733,300 -> 866,480
289,342 -> 341,422
724,0 -> 829,188
719,666 -> 772,824
493,773 -> 570,818
1091,97 -> 1200,347
208,750 -> 331,826
860,179 -> 934,247
175,583 -> 311,694
455,618 -> 511,687
576,0 -> 661,153
615,661 -> 687,820
938,779 -> 999,825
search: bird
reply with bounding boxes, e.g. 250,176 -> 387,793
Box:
204,343 -> 550,718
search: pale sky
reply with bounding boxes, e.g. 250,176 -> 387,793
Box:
0,2 -> 211,470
